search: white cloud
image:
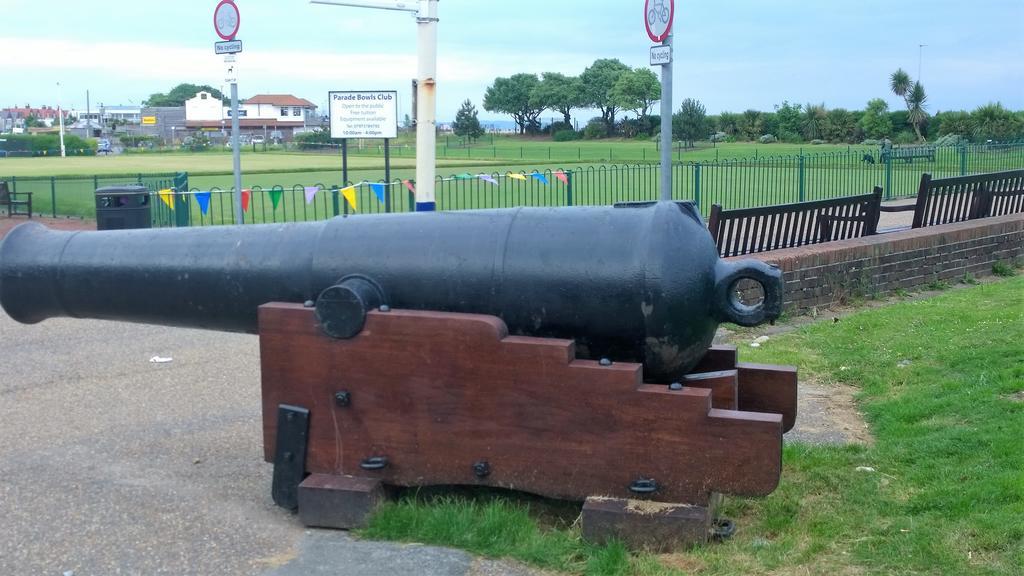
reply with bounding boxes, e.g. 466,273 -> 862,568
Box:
0,36 -> 588,87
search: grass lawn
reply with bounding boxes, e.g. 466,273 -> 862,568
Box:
427,137 -> 876,164
359,277 -> 1024,575
0,151 -> 494,179
0,142 -> 869,179
5,141 -> 1020,220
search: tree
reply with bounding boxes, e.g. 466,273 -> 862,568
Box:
452,99 -> 484,140
890,68 -> 928,142
533,72 -> 584,126
672,98 -> 708,147
760,112 -> 780,138
801,103 -> 828,141
739,109 -> 763,140
934,110 -> 972,138
970,102 -> 1024,141
483,74 -> 545,134
145,83 -> 228,107
889,69 -> 911,101
825,108 -> 857,143
773,101 -> 803,141
859,98 -> 892,139
579,58 -> 630,135
610,67 -> 661,120
716,111 -> 740,137
905,82 -> 928,142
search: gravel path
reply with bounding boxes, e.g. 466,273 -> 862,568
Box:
0,311 -> 543,576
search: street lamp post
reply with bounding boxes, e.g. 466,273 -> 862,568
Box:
56,82 -> 66,158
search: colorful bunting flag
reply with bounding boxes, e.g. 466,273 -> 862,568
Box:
508,173 -> 527,181
530,172 -> 549,185
402,179 -> 415,193
241,189 -> 251,213
478,174 -> 498,185
554,170 -> 569,185
158,189 -> 175,209
456,173 -> 474,180
304,186 -> 319,204
341,186 -> 358,211
369,183 -> 386,204
195,191 -> 211,215
268,188 -> 283,210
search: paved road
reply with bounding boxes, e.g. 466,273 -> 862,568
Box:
0,311 -> 538,576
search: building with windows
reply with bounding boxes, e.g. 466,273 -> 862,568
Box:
2,105 -> 65,120
183,91 -> 317,141
242,94 -> 317,124
67,105 -> 142,125
1,105 -> 66,129
138,107 -> 187,143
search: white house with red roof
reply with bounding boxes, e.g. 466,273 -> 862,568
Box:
184,91 -> 318,140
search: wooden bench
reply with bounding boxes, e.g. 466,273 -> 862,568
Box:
884,146 -> 936,163
0,181 -> 32,218
879,170 -> 1024,228
707,187 -> 882,257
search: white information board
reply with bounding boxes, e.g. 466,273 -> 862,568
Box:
329,91 -> 398,139
650,45 -> 671,66
223,54 -> 238,84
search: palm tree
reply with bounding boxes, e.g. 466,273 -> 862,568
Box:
716,111 -> 740,137
740,109 -> 762,140
801,103 -> 827,141
890,68 -> 928,142
906,82 -> 928,142
890,69 -> 911,100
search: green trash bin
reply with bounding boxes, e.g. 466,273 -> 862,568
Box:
95,185 -> 152,230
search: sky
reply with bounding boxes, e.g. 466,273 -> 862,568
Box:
1,0 -> 1022,123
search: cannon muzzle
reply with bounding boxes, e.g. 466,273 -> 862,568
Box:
0,202 -> 781,380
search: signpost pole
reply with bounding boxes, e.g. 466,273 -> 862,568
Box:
659,33 -> 673,202
384,138 -> 392,212
214,0 -> 243,224
415,0 -> 439,212
646,0 -> 675,202
230,80 -> 243,224
342,138 -> 349,185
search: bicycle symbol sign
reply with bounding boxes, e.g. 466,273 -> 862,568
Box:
644,0 -> 674,43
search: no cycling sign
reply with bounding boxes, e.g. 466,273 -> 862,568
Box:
645,0 -> 674,43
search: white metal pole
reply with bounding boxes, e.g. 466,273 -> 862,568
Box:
659,33 -> 672,201
231,81 -> 243,224
57,82 -> 66,158
415,0 -> 438,211
310,0 -> 435,209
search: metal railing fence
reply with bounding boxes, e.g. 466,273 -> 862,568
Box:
4,141 -> 1021,225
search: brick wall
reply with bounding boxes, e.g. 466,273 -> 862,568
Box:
729,213 -> 1024,313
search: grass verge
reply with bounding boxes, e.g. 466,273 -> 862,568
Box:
359,277 -> 1024,575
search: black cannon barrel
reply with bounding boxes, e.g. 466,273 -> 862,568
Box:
0,201 -> 781,380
